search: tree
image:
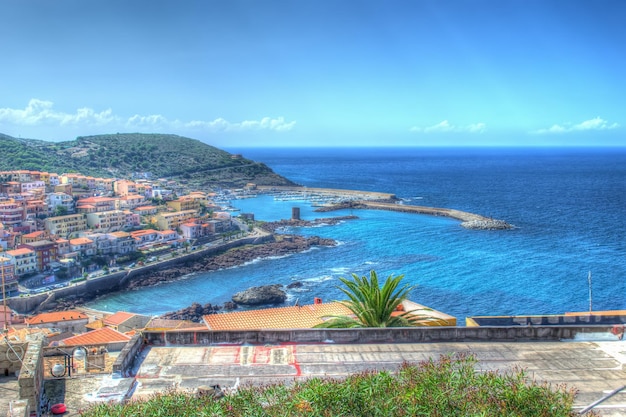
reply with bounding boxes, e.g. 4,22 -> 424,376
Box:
315,270 -> 429,328
53,205 -> 68,217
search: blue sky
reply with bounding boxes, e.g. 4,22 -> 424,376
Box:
0,0 -> 624,147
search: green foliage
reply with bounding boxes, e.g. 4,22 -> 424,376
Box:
315,270 -> 426,328
81,353 -> 593,417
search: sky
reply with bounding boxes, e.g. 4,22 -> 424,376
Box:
0,0 -> 624,147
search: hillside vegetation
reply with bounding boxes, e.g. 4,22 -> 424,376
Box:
0,133 -> 297,188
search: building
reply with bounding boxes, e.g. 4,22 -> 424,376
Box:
116,194 -> 146,210
25,310 -> 89,333
130,229 -> 159,247
102,311 -> 151,333
21,231 -> 48,244
3,248 -> 37,276
154,210 -> 197,231
58,327 -> 132,352
203,299 -> 456,330
203,301 -> 355,330
47,192 -> 75,215
180,220 -> 215,240
44,213 -> 88,237
114,180 -> 138,196
69,237 -> 96,257
0,199 -> 25,226
166,197 -> 201,213
86,210 -> 127,232
20,181 -> 45,194
76,196 -> 117,213
105,231 -> 136,254
0,256 -> 18,294
19,240 -> 58,272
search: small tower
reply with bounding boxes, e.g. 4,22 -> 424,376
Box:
291,207 -> 301,220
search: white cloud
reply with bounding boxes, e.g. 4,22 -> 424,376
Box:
410,120 -> 486,133
533,117 -> 619,134
0,99 -> 295,134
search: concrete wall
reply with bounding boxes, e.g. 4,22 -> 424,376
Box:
141,325 -> 620,346
17,339 -> 44,417
112,334 -> 144,376
7,234 -> 274,314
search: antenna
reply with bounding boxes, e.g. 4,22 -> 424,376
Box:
587,271 -> 593,314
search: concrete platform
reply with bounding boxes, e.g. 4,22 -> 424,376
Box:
44,340 -> 626,416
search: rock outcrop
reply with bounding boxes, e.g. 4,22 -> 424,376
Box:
160,302 -> 223,322
461,219 -> 515,230
125,235 -> 336,290
232,284 -> 287,305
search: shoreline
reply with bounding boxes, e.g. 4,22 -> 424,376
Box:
14,187 -> 511,315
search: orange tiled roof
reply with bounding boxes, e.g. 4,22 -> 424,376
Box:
6,248 -> 34,256
60,327 -> 131,347
103,311 -> 136,326
203,301 -> 353,330
23,231 -> 45,238
70,237 -> 93,245
26,310 -> 88,325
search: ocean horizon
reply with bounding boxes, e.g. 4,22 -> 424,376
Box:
86,146 -> 626,322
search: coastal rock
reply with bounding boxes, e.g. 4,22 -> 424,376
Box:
461,219 -> 514,230
160,302 -> 222,322
286,281 -> 303,289
260,216 -> 358,233
124,235 -> 336,291
232,284 -> 287,305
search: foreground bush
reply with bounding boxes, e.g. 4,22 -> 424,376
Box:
82,353 -> 596,417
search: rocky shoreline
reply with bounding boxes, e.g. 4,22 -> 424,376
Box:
258,215 -> 358,233
53,232 -> 336,312
124,234 -> 335,290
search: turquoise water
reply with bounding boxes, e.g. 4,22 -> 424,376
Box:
87,147 -> 626,321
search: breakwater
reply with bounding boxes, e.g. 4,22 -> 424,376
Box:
318,200 -> 513,230
255,186 -> 512,230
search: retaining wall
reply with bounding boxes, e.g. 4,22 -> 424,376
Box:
7,234 -> 274,314
141,325 -> 619,346
112,334 -> 144,376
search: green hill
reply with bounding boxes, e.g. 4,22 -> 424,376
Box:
0,133 -> 297,188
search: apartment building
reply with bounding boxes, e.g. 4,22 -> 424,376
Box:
114,180 -> 138,196
55,238 -> 70,257
19,240 -> 58,272
76,196 -> 117,213
130,229 -> 159,246
166,196 -> 201,212
0,255 -> 18,293
154,210 -> 197,231
3,248 -> 37,276
0,199 -> 25,226
21,231 -> 48,244
86,210 -> 126,232
47,192 -> 75,214
107,231 -> 136,254
69,237 -> 96,257
44,213 -> 88,238
116,194 -> 146,210
20,181 -> 45,193
25,199 -> 47,220
180,220 -> 215,240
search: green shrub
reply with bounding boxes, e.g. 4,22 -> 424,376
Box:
82,353 -> 595,417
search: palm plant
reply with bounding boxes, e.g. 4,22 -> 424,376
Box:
315,270 -> 427,328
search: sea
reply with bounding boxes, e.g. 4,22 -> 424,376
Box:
86,147 -> 626,322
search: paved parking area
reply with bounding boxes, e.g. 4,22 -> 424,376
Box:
41,340 -> 626,416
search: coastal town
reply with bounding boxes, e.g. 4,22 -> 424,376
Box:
3,168 -> 625,416
0,168 -> 264,298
